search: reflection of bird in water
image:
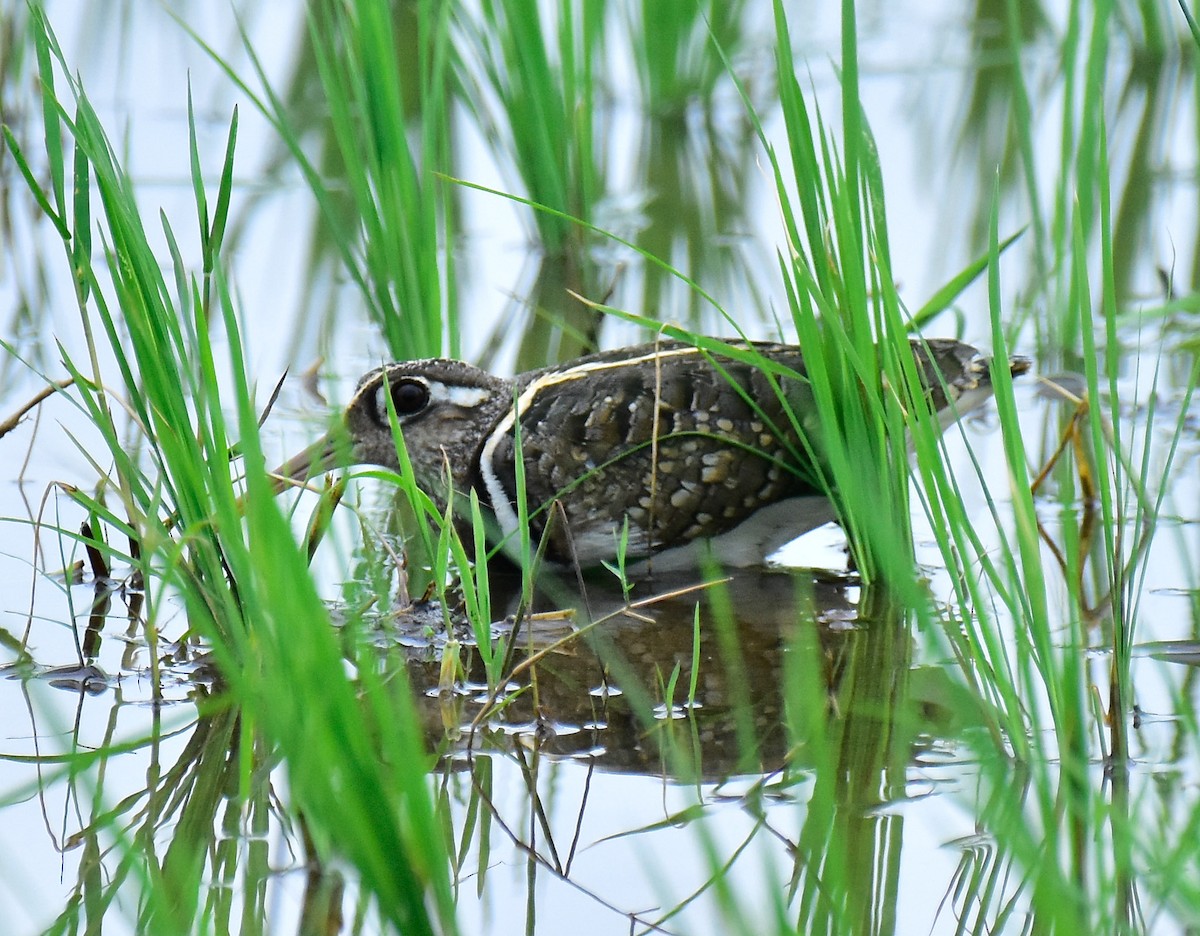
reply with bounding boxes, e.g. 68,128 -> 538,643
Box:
404,567 -> 871,778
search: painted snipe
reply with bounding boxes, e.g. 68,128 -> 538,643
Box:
277,339 -> 1029,569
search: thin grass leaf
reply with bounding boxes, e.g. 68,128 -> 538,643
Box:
208,105 -> 238,271
908,228 -> 1026,330
31,6 -> 66,217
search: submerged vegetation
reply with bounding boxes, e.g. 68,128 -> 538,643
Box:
0,0 -> 1198,933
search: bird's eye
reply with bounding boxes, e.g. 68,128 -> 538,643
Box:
390,378 -> 431,415
370,377 -> 431,427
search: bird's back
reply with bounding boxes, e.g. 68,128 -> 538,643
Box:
477,342 -> 821,564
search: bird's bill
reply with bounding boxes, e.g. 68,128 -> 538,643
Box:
269,430 -> 350,494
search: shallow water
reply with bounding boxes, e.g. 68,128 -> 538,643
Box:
1,2 -> 1198,934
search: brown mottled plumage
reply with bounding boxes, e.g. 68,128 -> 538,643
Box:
278,339 -> 1028,567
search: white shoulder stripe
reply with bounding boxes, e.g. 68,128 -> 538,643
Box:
478,346 -> 706,543
479,400 -> 522,544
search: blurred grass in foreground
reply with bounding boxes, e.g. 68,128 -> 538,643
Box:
6,9 -> 457,933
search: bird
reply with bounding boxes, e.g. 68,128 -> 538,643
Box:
276,338 -> 1029,570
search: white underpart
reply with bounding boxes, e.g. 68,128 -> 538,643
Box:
484,493 -> 834,571
629,495 -> 838,574
937,384 -> 994,430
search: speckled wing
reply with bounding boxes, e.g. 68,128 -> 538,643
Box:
480,342 -> 822,563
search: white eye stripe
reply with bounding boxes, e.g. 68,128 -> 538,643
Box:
427,383 -> 493,408
367,377 -> 491,419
